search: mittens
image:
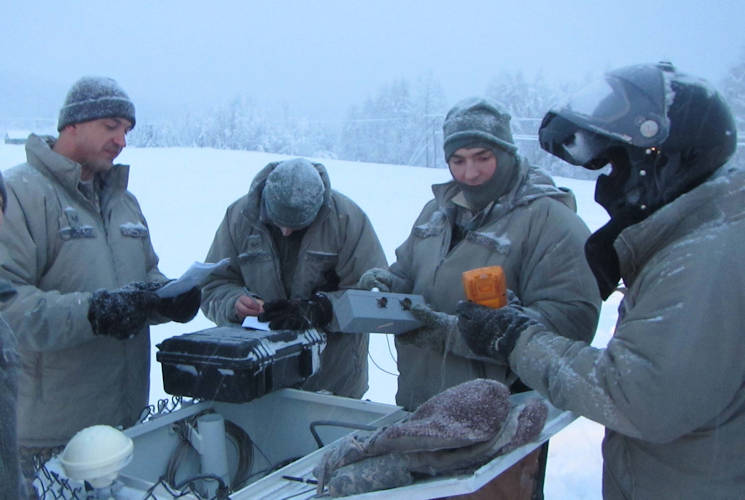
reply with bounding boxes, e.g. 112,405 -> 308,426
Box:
456,300 -> 538,359
356,268 -> 397,292
88,285 -> 159,339
397,302 -> 457,353
157,286 -> 201,323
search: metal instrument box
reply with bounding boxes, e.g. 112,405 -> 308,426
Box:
325,289 -> 426,334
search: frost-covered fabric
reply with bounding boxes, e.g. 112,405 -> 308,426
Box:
57,76 -> 135,131
0,309 -> 26,499
313,379 -> 548,497
0,134 -> 166,447
510,166 -> 745,499
201,160 -> 387,398
262,158 -> 325,229
442,96 -> 517,159
390,158 -> 601,410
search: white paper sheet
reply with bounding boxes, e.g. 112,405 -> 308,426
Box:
156,258 -> 231,298
241,315 -> 270,331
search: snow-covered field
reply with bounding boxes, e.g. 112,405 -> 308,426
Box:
1,142 -> 619,499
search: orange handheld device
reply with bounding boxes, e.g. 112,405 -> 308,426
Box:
462,266 -> 507,309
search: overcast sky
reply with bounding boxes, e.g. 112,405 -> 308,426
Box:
2,0 -> 744,123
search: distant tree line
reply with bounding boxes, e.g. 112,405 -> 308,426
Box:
5,55 -> 743,177
127,70 -> 608,179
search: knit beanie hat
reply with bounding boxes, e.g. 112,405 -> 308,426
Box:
443,97 -> 516,161
57,76 -> 136,131
262,158 -> 325,229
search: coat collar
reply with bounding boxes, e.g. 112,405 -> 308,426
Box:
24,133 -> 130,195
614,166 -> 745,285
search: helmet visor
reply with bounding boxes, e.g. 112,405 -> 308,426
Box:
544,64 -> 671,149
539,112 -> 615,169
566,78 -> 632,126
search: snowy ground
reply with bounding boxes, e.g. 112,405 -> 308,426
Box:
1,143 -> 618,499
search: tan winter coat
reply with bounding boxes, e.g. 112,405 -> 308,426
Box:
201,161 -> 387,398
0,134 -> 166,447
391,159 -> 600,410
510,166 -> 745,499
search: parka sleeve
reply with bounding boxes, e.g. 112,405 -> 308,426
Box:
200,208 -> 249,325
510,236 -> 745,442
0,188 -> 97,352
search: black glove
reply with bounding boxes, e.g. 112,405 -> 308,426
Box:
258,293 -> 333,330
456,300 -> 538,359
88,284 -> 160,339
157,286 -> 201,323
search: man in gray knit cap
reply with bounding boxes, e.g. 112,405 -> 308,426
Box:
201,157 -> 387,399
357,97 -> 601,498
0,76 -> 201,496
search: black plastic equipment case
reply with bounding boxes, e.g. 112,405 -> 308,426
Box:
156,326 -> 325,403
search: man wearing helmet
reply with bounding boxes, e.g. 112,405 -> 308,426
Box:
456,62 -> 745,498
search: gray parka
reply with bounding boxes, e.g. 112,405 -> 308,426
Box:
1,291 -> 25,499
391,159 -> 601,410
510,166 -> 745,499
0,134 -> 167,447
201,161 -> 387,399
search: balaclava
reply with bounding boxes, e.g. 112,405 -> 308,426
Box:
262,158 -> 325,229
57,76 -> 136,131
442,97 -> 519,210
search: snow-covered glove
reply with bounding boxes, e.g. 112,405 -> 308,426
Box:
397,302 -> 457,353
157,286 -> 201,323
117,281 -> 201,323
456,300 -> 539,360
505,288 -> 522,307
258,293 -> 333,330
356,268 -> 397,292
313,379 -> 548,497
88,283 -> 161,339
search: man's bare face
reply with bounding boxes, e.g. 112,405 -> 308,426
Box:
69,118 -> 132,180
448,147 -> 498,186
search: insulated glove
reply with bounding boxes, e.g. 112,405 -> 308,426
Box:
258,293 -> 333,330
157,286 -> 201,323
356,268 -> 398,292
397,302 -> 457,353
456,300 -> 539,360
88,283 -> 161,339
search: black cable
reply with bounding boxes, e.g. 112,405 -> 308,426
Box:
309,420 -> 378,449
164,411 -> 254,492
